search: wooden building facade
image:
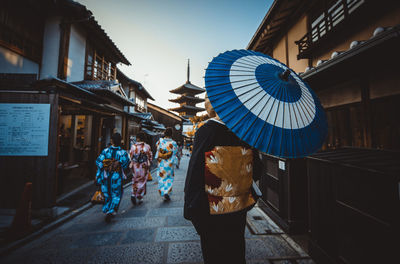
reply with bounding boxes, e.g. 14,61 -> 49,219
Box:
248,0 -> 400,151
0,0 -> 136,214
248,1 -> 400,263
148,102 -> 183,144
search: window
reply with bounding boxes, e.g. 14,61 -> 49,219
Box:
0,5 -> 43,62
296,0 -> 365,57
310,0 -> 364,43
136,96 -> 145,112
85,43 -> 116,80
129,89 -> 135,113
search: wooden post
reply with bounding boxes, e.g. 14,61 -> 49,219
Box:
7,182 -> 33,240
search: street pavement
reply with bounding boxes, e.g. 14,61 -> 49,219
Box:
1,153 -> 315,264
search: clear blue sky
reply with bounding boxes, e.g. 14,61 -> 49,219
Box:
76,0 -> 273,111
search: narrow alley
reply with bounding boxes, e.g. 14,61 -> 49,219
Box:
2,153 -> 314,264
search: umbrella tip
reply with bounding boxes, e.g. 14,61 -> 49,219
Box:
279,69 -> 291,81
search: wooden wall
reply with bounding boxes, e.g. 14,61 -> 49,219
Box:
0,92 -> 59,209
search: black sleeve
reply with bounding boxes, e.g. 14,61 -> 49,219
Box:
183,125 -> 212,220
252,149 -> 264,182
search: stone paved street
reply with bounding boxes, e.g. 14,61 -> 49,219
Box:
1,154 -> 315,264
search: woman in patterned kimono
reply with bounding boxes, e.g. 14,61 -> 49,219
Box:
155,127 -> 178,201
129,131 -> 153,205
184,94 -> 263,263
96,133 -> 130,222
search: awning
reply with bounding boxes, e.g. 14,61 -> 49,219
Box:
141,128 -> 159,136
33,77 -> 107,104
72,80 -> 135,106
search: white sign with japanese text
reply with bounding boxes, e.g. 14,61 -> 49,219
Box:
0,103 -> 50,156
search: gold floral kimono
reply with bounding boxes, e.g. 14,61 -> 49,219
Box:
205,146 -> 256,214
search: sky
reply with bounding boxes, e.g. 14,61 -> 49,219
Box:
76,0 -> 273,112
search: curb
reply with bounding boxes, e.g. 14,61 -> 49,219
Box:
0,174 -> 151,258
0,202 -> 93,257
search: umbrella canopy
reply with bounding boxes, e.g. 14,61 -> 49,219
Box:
205,49 -> 328,158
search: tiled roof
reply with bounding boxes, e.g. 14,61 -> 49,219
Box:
71,80 -> 134,106
116,69 -> 154,100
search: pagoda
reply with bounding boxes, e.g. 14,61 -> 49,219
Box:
169,60 -> 205,118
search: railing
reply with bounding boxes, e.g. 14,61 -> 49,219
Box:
295,0 -> 365,57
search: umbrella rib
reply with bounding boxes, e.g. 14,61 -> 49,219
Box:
295,90 -> 315,128
288,91 -> 300,157
253,79 -> 282,150
205,77 -> 263,89
264,80 -> 286,154
207,69 -> 260,73
207,80 -> 262,95
207,61 -> 259,70
229,88 -> 266,131
216,86 -> 264,120
216,56 -> 259,69
234,76 -> 283,144
279,81 -> 287,157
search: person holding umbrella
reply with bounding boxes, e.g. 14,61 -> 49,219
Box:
185,49 -> 328,263
184,93 -> 263,264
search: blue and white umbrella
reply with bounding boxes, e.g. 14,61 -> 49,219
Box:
205,49 -> 328,158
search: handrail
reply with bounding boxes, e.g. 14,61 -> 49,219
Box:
295,0 -> 365,57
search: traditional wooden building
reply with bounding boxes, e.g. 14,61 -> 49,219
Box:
116,69 -> 155,148
248,1 -> 400,263
148,102 -> 183,144
0,0 -> 134,214
169,60 -> 205,118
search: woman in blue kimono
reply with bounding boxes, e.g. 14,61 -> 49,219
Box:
96,133 -> 130,222
155,127 -> 178,201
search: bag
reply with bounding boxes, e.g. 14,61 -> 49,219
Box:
132,152 -> 148,164
147,171 -> 153,181
91,190 -> 104,204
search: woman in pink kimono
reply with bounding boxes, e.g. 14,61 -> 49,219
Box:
129,131 -> 153,205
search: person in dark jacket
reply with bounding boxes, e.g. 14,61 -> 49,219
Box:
184,94 -> 263,264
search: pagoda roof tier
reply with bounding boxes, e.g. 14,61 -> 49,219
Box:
169,95 -> 204,104
169,104 -> 205,112
170,82 -> 205,95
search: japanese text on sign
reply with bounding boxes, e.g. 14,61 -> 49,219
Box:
0,104 -> 50,156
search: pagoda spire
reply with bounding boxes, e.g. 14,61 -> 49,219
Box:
186,59 -> 190,84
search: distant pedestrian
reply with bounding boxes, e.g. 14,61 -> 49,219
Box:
155,127 -> 178,201
184,94 -> 262,263
96,133 -> 130,222
129,131 -> 153,205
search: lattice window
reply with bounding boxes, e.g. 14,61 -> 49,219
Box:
0,6 -> 43,63
296,0 -> 365,57
85,43 -> 117,81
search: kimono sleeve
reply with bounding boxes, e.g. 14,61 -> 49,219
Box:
252,149 -> 264,182
171,141 -> 179,166
96,149 -> 107,169
129,144 -> 135,159
119,150 -> 130,169
146,144 -> 153,164
95,148 -> 107,184
183,125 -> 213,220
154,139 -> 161,159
